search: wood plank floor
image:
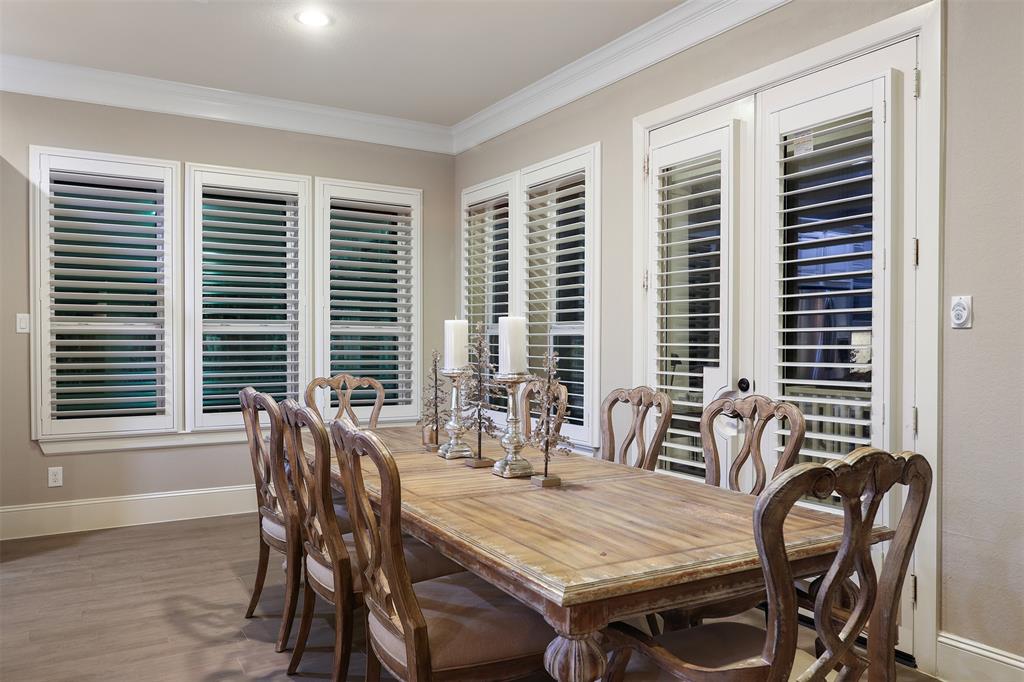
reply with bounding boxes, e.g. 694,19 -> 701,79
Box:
0,514 -> 937,680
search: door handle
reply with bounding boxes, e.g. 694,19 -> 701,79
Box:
737,377 -> 750,392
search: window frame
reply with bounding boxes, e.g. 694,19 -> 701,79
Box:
184,163 -> 312,432
313,177 -> 423,424
459,145 -> 601,448
29,146 -> 181,442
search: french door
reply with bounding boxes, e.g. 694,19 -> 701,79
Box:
641,39 -> 919,652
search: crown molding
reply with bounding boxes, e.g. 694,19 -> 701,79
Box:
0,0 -> 789,155
450,0 -> 790,153
0,54 -> 455,154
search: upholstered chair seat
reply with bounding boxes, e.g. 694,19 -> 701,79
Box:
305,534 -> 461,593
614,622 -> 836,681
259,514 -> 288,544
367,571 -> 555,675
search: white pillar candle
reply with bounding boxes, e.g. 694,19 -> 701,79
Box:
498,316 -> 528,375
443,319 -> 469,371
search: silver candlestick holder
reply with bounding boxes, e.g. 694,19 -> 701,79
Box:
491,372 -> 535,478
439,368 -> 472,460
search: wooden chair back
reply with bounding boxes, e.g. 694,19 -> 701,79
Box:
520,378 -> 569,440
700,395 -> 806,495
304,373 -> 386,428
755,448 -> 932,681
331,417 -> 432,680
239,387 -> 291,526
280,399 -> 352,591
598,386 -> 672,470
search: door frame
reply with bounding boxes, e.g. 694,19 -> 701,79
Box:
630,2 -> 943,673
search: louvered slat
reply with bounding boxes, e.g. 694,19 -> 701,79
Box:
47,168 -> 168,422
200,183 -> 300,415
329,196 -> 415,408
524,171 -> 587,426
651,153 -> 724,477
775,110 -> 876,479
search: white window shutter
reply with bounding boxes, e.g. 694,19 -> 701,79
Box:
186,166 -> 310,429
767,80 -> 887,501
461,180 -> 513,410
315,180 -> 421,421
648,127 -> 733,478
31,148 -> 179,438
520,146 -> 599,446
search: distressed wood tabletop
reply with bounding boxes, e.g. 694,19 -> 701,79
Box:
310,424 -> 892,682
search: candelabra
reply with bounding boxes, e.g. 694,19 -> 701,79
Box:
491,372 -> 535,478
438,368 -> 472,459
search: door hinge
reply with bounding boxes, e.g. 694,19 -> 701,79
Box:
911,574 -> 918,608
642,269 -> 650,291
882,99 -> 887,123
913,68 -> 921,98
912,238 -> 920,267
911,405 -> 919,435
643,155 -> 650,177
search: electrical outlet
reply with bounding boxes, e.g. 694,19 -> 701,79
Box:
47,466 -> 63,488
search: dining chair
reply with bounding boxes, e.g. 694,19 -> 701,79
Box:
304,373 -> 387,533
598,386 -> 672,470
602,447 -> 932,682
700,394 -> 806,495
653,395 -> 807,630
282,402 -> 462,681
305,373 -> 387,428
239,387 -> 302,653
333,417 -> 557,682
521,377 -> 569,440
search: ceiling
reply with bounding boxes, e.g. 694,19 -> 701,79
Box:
0,0 -> 680,126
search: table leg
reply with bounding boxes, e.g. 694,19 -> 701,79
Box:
544,631 -> 606,682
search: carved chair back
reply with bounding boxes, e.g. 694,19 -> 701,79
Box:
521,378 -> 569,440
239,387 -> 292,527
598,386 -> 672,470
332,417 -> 433,680
754,448 -> 932,681
700,395 -> 806,495
280,399 -> 351,588
304,374 -> 386,428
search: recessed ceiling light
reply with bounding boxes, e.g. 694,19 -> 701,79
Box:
296,9 -> 331,27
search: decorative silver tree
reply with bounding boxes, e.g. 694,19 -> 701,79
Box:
528,351 -> 571,486
461,323 -> 503,466
417,350 -> 450,451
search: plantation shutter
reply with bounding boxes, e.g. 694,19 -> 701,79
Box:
188,167 -> 309,429
521,151 -> 596,444
648,126 -> 732,478
768,80 -> 887,503
35,151 -> 177,437
318,181 -> 420,418
462,186 -> 511,408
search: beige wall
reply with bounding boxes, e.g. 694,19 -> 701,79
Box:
0,93 -> 456,506
454,0 -> 1023,660
940,0 -> 1024,656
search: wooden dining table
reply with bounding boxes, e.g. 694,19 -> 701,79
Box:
311,424 -> 893,682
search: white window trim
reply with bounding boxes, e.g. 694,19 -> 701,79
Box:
459,144 -> 602,448
629,3 -> 942,673
184,163 -> 312,432
313,177 -> 423,424
29,146 -> 181,442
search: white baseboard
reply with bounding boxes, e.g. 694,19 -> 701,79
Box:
0,484 -> 257,541
938,632 -> 1024,681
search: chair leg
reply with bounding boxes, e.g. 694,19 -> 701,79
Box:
276,544 -> 302,652
245,534 -> 270,618
288,581 -> 316,675
645,613 -> 661,637
332,593 -> 354,682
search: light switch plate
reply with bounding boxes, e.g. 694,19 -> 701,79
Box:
951,295 -> 973,329
15,313 -> 30,334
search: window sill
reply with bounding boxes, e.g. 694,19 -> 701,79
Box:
37,415 -> 421,455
